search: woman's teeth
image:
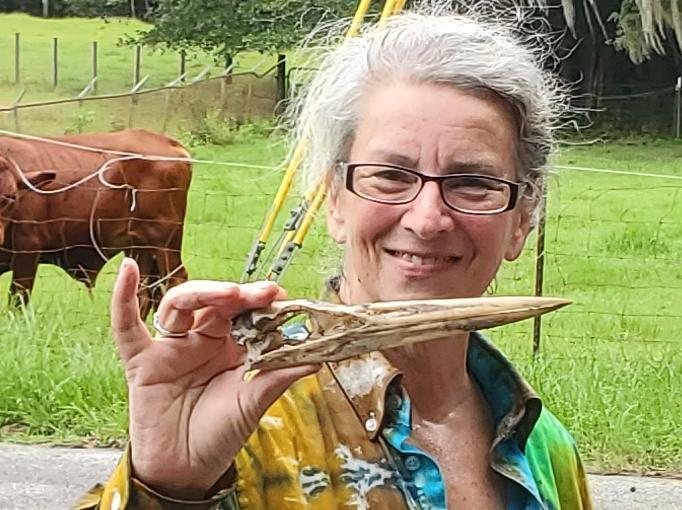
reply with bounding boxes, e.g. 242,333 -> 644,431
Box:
393,250 -> 450,266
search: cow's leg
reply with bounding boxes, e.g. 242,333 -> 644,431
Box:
9,254 -> 39,307
126,249 -> 157,321
154,245 -> 188,291
148,243 -> 188,311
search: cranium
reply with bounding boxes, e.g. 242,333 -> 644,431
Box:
232,296 -> 570,371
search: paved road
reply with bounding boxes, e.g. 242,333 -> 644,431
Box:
1,443 -> 680,509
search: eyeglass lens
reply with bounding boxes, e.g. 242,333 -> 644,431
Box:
351,165 -> 512,212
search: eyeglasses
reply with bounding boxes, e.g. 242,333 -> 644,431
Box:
339,162 -> 524,215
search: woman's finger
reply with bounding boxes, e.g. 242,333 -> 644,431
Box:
153,281 -> 240,335
155,281 -> 284,336
111,258 -> 152,362
190,306 -> 232,339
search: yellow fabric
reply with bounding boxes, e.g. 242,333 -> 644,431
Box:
73,446 -> 232,509
74,448 -> 130,509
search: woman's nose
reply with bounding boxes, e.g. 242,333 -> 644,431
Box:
400,182 -> 455,239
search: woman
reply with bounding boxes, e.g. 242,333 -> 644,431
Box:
78,8 -> 591,510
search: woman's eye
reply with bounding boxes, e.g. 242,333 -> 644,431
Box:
373,170 -> 415,183
446,177 -> 501,192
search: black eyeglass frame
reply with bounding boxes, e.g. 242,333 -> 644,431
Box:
339,161 -> 524,215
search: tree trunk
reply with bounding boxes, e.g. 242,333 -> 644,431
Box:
42,0 -> 48,17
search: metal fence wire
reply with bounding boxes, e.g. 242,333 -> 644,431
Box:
0,70 -> 279,137
0,72 -> 679,362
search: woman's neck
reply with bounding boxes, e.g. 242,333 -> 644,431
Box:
382,335 -> 474,423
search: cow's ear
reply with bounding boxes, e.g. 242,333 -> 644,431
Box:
19,171 -> 56,190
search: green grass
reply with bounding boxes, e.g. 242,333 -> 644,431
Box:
0,136 -> 680,475
0,14 -> 286,142
0,14 -> 278,104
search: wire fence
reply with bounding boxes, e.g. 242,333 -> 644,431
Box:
0,75 -> 679,362
0,69 -> 280,137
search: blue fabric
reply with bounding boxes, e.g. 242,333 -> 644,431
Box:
381,387 -> 446,509
281,324 -> 581,510
379,333 -> 546,510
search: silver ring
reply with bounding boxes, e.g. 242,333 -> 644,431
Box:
152,312 -> 189,338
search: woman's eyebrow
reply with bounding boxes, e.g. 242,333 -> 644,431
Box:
366,151 -> 503,176
367,150 -> 419,168
443,161 -> 501,176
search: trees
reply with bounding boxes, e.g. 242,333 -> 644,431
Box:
0,0 -> 151,18
137,0 -> 367,58
551,0 -> 682,63
608,0 -> 682,63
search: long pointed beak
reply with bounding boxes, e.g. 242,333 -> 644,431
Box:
236,296 -> 571,370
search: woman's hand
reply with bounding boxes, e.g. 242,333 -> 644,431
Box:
111,258 -> 318,499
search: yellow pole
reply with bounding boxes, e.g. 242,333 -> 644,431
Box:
348,0 -> 374,37
266,0 -> 407,281
393,0 -> 407,15
258,142 -> 305,244
293,184 -> 327,245
241,0 -> 375,282
380,0 -> 397,24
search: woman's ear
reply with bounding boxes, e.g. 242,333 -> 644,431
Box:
326,183 -> 347,245
504,198 -> 535,262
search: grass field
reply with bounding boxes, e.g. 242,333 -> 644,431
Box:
0,14 -> 278,104
0,12 -> 680,477
0,134 -> 680,475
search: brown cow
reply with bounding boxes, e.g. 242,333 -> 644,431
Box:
0,129 -> 192,318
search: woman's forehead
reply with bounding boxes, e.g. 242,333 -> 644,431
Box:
350,82 -> 518,175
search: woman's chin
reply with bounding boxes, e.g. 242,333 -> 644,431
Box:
378,282 -> 471,301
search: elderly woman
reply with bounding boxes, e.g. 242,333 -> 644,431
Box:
78,9 -> 591,510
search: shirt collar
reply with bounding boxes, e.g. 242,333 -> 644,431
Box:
322,275 -> 542,448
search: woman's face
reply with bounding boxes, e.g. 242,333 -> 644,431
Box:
326,81 -> 533,303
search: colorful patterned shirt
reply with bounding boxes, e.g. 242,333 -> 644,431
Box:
77,331 -> 591,510
77,280 -> 591,509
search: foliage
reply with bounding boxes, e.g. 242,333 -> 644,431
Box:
608,0 -> 682,63
65,108 -> 96,134
180,113 -> 276,147
0,0 -> 139,18
61,0 -> 131,17
554,0 -> 682,62
134,0 -> 374,57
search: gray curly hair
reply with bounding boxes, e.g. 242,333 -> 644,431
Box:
287,5 -> 565,223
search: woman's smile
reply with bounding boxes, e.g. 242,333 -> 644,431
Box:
385,248 -> 461,276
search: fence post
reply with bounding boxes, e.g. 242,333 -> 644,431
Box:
276,54 -> 287,115
14,33 -> 20,84
179,50 -> 186,81
128,75 -> 150,127
133,45 -> 141,87
224,54 -> 233,84
532,185 -> 548,357
162,73 -> 187,133
52,37 -> 58,89
220,59 -> 234,107
675,76 -> 681,139
12,90 -> 25,132
92,42 -> 98,93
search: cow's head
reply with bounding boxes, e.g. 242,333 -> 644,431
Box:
0,156 -> 55,245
